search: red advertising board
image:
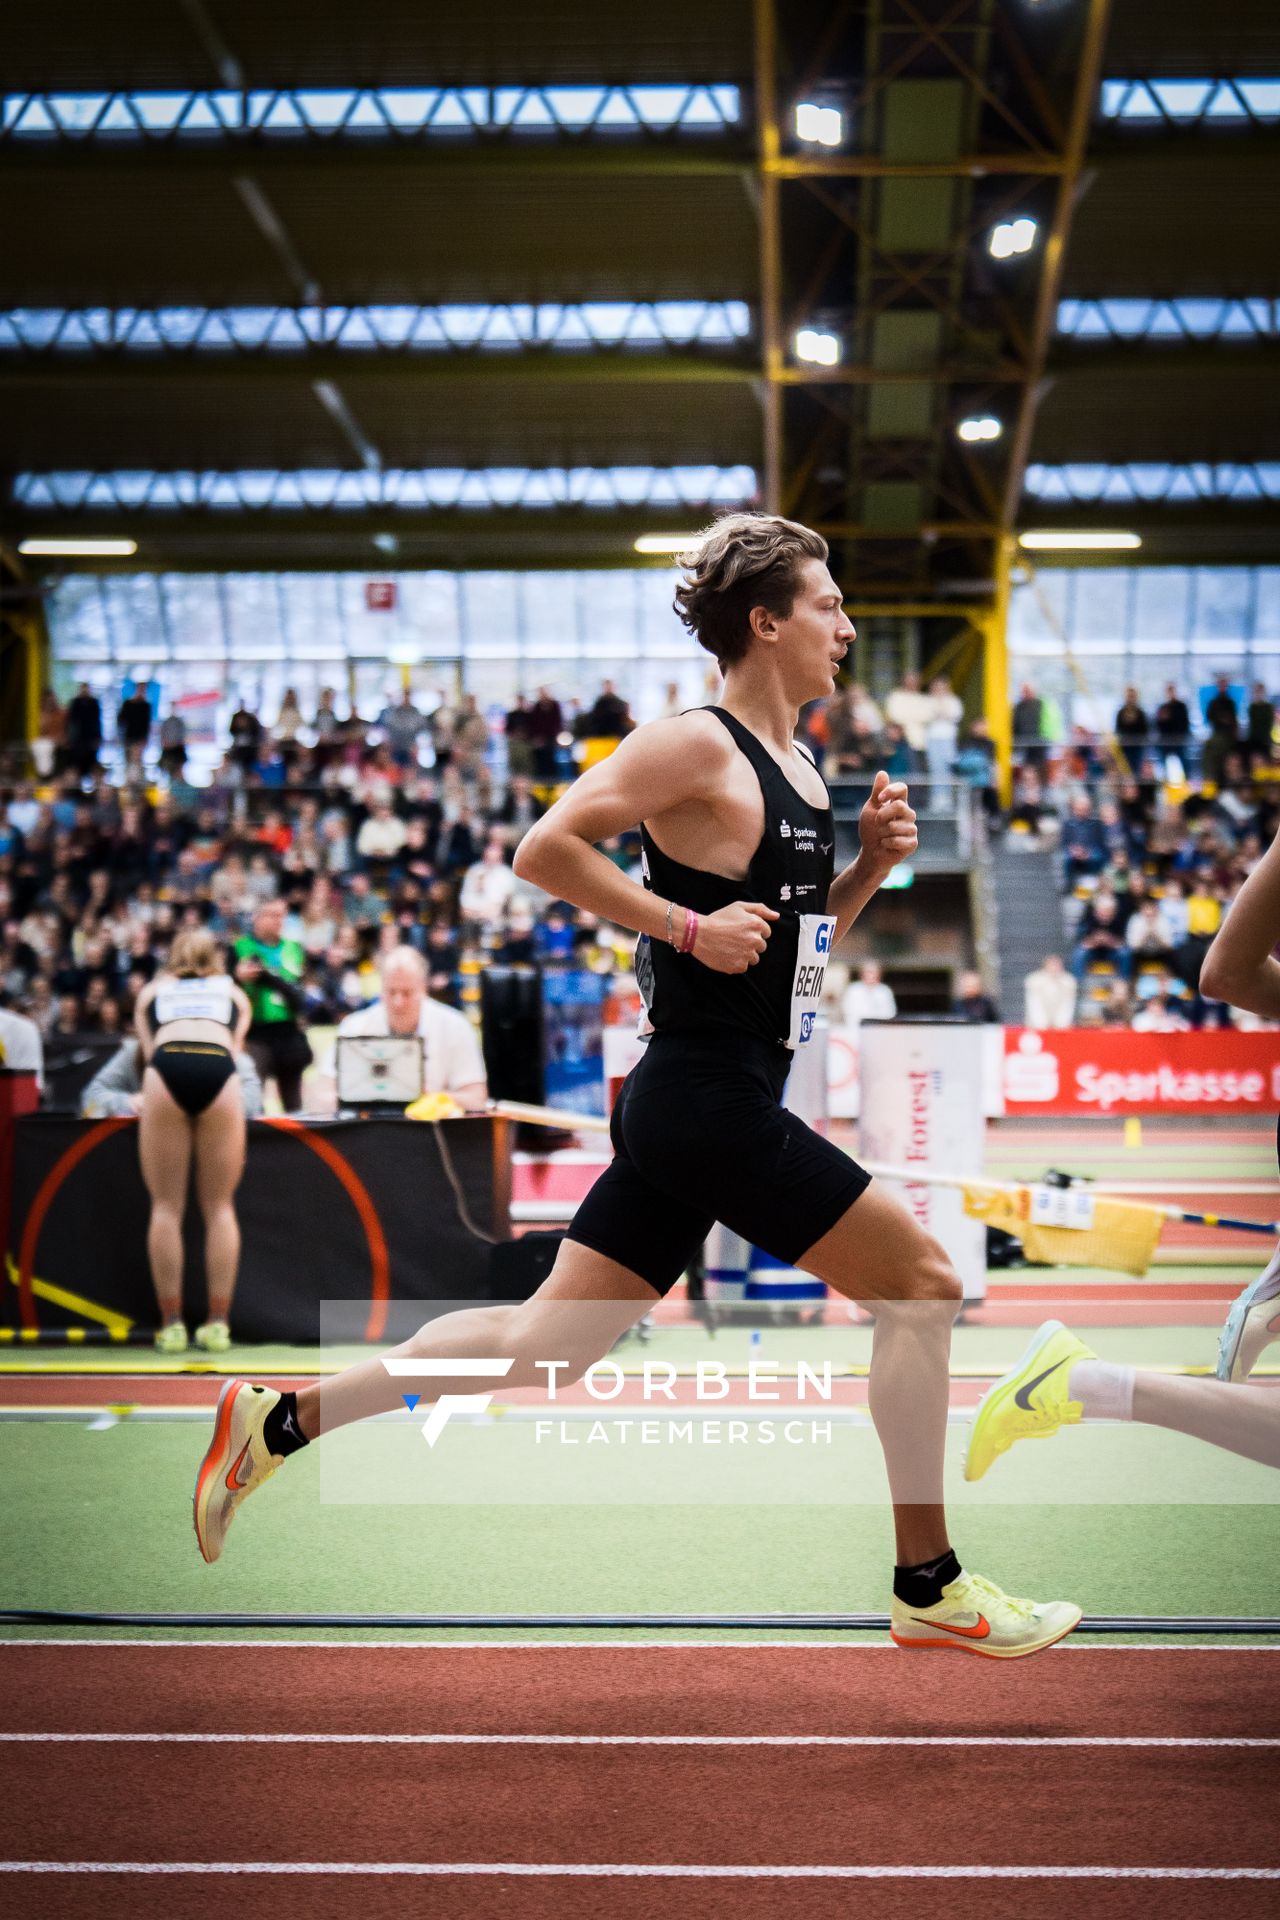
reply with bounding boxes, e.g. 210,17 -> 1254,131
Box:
1002,1026 -> 1280,1117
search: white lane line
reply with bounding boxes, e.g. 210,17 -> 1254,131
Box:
2,1639 -> 1280,1651
1,1863 -> 1278,1879
1,1733 -> 1276,1749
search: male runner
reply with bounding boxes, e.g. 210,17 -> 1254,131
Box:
195,512 -> 1080,1657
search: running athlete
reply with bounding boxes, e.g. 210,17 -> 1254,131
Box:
194,513 -> 1079,1656
967,818 -> 1280,1479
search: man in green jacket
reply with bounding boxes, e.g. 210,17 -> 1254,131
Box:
233,898 -> 310,1112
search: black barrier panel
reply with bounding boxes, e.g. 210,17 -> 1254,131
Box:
4,1116 -> 506,1343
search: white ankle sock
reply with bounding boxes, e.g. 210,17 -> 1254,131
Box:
1068,1360 -> 1135,1422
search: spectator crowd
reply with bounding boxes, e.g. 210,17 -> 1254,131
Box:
5,665 -> 1275,1091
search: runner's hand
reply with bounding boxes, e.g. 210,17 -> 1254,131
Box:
859,770 -> 918,876
692,901 -> 779,973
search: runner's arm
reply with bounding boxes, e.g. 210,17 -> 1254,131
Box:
513,715 -> 731,944
513,715 -> 779,971
1200,826 -> 1280,1019
827,772 -> 918,943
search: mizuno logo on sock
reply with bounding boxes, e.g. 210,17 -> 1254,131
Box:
282,1411 -> 298,1437
1015,1360 -> 1067,1412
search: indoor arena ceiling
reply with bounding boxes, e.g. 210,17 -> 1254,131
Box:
2,0 -> 1278,593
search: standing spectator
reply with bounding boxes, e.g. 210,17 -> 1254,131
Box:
505,694 -> 534,777
233,898 -> 310,1112
228,699 -> 263,773
64,681 -> 104,777
953,717 -> 999,823
1024,954 -> 1077,1030
1012,682 -> 1046,774
116,680 -> 153,771
884,670 -> 932,769
1155,683 -> 1192,775
527,686 -> 564,783
924,675 -> 962,812
158,707 -> 188,778
379,688 -> 428,768
452,694 -> 490,776
840,961 -> 897,1028
1203,674 -> 1240,787
273,687 -> 305,774
951,969 -> 1000,1022
32,689 -> 65,779
580,679 -> 634,742
1113,687 -> 1148,766
1247,683 -> 1276,765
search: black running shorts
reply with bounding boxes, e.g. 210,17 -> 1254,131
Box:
566,1029 -> 871,1296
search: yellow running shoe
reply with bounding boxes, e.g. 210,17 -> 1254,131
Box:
193,1380 -> 284,1564
154,1321 -> 188,1355
891,1570 -> 1082,1659
964,1318 -> 1096,1482
194,1319 -> 232,1353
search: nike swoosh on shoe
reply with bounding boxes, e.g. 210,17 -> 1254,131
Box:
912,1615 -> 991,1639
1014,1360 -> 1068,1412
224,1440 -> 254,1491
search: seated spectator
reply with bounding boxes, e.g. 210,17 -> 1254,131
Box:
885,670 -> 932,769
879,721 -> 913,779
1061,793 -> 1106,883
1132,991 -> 1190,1034
1097,980 -> 1133,1027
460,838 -> 518,928
80,1038 -> 262,1118
356,799 -> 407,866
323,946 -> 487,1111
1024,953 -> 1077,1030
953,718 -> 999,822
1126,898 -> 1175,961
951,969 -> 1000,1023
1071,896 -> 1130,979
841,961 -> 897,1028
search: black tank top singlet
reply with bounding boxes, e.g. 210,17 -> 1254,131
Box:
636,707 -> 836,1050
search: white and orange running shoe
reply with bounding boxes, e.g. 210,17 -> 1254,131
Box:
891,1569 -> 1082,1659
193,1380 -> 284,1564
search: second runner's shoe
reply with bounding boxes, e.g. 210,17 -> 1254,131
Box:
1216,1241 -> 1280,1382
891,1570 -> 1082,1659
965,1318 -> 1096,1482
193,1379 -> 284,1564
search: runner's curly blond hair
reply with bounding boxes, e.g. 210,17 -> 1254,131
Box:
673,512 -> 829,668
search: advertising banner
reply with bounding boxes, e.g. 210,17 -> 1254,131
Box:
857,1022 -> 988,1299
1002,1027 -> 1280,1117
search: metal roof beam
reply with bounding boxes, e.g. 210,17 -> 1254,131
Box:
0,140 -> 751,179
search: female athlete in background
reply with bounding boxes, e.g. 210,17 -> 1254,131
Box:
134,928 -> 252,1354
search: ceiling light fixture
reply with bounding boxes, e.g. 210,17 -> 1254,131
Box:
989,217 -> 1038,259
795,102 -> 843,147
1019,530 -> 1143,551
18,537 -> 138,557
794,327 -> 841,367
634,533 -> 699,555
957,416 -> 1002,443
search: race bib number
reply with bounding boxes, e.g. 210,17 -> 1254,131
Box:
787,914 -> 835,1048
154,977 -> 234,1027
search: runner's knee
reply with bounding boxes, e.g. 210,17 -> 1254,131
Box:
906,1241 -> 965,1305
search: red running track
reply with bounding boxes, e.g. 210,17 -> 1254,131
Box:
0,1643 -> 1277,1919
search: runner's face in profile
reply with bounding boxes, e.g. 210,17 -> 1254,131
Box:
773,560 -> 856,703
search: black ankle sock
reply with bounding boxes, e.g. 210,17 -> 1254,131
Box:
893,1548 -> 962,1609
262,1391 -> 309,1458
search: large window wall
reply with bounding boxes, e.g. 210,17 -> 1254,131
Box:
1008,565 -> 1280,734
45,567 -> 717,744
